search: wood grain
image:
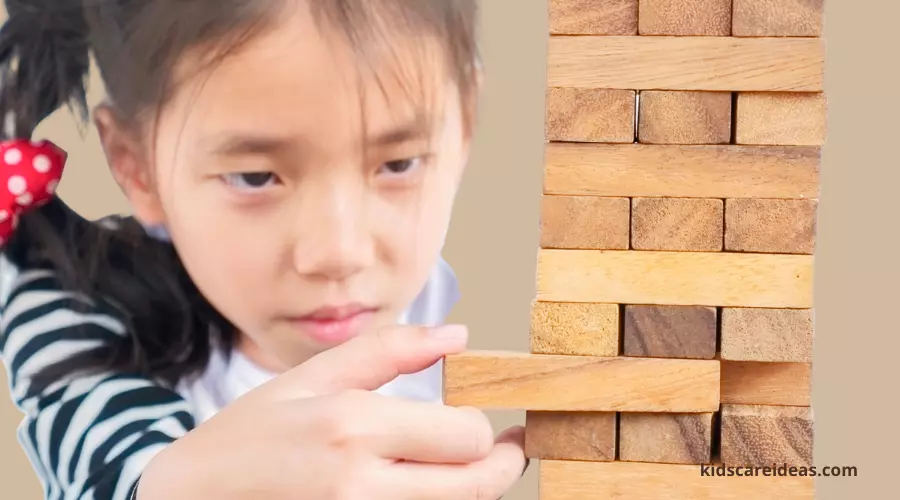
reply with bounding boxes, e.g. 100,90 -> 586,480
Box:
733,0 -> 824,37
619,412 -> 714,464
530,301 -> 619,356
539,460 -> 815,499
543,143 -> 820,199
720,404 -> 813,467
540,195 -> 630,250
442,351 -> 720,412
632,198 -> 724,251
549,0 -> 638,35
721,361 -> 811,406
536,249 -> 814,308
736,92 -> 827,146
623,305 -> 717,359
721,308 -> 813,363
638,91 -> 732,144
725,198 -> 818,254
545,88 -> 636,143
548,36 -> 825,91
638,0 -> 732,36
524,411 -> 616,461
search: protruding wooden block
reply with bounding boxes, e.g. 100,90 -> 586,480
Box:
530,301 -> 619,356
721,404 -> 813,467
623,305 -> 717,359
525,411 -> 616,461
548,36 -> 825,92
638,0 -> 732,36
544,143 -> 821,199
539,460 -> 816,499
443,351 -> 720,412
725,198 -> 817,254
721,308 -> 813,363
620,413 -> 713,465
638,91 -> 732,144
537,250 -> 814,308
721,361 -> 811,407
540,196 -> 630,250
546,88 -> 636,143
735,92 -> 827,146
632,198 -> 724,252
733,0 -> 824,37
549,0 -> 638,35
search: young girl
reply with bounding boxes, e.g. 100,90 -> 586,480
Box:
0,0 -> 528,499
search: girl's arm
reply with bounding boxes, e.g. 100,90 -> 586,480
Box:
1,255 -> 193,500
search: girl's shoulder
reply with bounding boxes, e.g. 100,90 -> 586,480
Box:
0,210 -> 198,499
401,255 -> 461,326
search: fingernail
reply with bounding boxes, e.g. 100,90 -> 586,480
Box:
429,324 -> 468,342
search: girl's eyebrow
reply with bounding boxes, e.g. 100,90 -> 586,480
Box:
202,133 -> 297,156
368,112 -> 433,147
200,112 -> 433,157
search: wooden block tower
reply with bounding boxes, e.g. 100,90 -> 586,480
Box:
443,0 -> 824,498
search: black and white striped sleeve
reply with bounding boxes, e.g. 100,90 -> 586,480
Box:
0,254 -> 197,500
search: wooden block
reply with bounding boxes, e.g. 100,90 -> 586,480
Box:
736,92 -> 827,146
544,143 -> 821,199
549,0 -> 638,35
524,411 -> 616,461
721,361 -> 811,407
733,0 -> 824,37
530,301 -> 619,356
548,36 -> 824,92
725,198 -> 817,254
442,351 -> 720,412
637,91 -> 732,145
537,249 -> 814,308
720,404 -> 813,467
540,195 -> 630,250
619,412 -> 714,464
539,460 -> 815,500
638,0 -> 732,36
545,88 -> 636,143
632,198 -> 724,252
623,305 -> 717,359
721,308 -> 813,363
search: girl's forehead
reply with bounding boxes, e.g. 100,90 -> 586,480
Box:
167,10 -> 454,145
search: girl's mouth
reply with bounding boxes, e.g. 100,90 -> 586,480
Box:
289,304 -> 379,345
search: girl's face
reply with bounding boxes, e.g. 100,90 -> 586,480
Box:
100,6 -> 473,371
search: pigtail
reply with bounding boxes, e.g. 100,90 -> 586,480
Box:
0,0 -> 91,138
0,0 -> 235,393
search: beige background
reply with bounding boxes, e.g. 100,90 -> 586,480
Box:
1,1 -> 896,498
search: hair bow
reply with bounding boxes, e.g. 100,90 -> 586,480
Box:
0,139 -> 67,246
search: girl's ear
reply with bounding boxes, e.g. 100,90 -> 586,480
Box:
94,103 -> 167,226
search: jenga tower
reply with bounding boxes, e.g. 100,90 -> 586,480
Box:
444,1 -> 824,498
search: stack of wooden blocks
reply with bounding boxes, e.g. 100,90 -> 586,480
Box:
443,0 -> 824,498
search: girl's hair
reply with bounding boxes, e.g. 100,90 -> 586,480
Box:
0,0 -> 479,391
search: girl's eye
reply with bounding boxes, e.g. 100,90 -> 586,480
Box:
379,157 -> 422,175
222,172 -> 279,190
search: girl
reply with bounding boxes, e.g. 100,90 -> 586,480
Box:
0,0 -> 528,499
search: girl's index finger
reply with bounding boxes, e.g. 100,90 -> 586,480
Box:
257,324 -> 468,401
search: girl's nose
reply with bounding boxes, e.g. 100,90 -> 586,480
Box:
291,182 -> 375,283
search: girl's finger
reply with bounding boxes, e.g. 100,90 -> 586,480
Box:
380,425 -> 528,500
311,391 -> 497,464
259,324 -> 468,401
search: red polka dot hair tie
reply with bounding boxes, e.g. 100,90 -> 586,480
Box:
0,139 -> 67,246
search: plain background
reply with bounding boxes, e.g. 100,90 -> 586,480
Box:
1,1 -> 896,498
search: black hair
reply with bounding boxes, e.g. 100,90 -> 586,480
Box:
0,0 -> 480,392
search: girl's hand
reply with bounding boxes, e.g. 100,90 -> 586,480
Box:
136,325 -> 528,500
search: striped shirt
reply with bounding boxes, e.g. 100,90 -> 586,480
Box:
0,214 -> 459,500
